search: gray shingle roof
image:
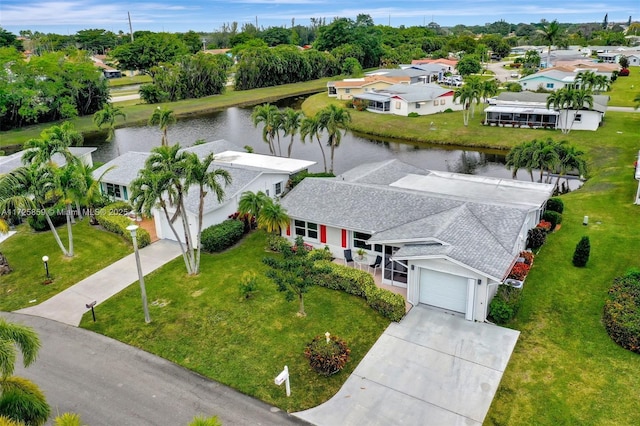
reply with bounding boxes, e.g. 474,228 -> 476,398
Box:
281,177 -> 535,280
1,147 -> 96,175
92,151 -> 150,186
337,159 -> 429,185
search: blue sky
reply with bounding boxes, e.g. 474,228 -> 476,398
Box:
1,0 -> 638,35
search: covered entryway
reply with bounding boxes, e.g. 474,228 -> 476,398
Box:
419,268 -> 474,320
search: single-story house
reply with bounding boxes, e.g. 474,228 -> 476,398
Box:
279,159 -> 555,322
485,91 -> 608,131
0,147 -> 96,175
367,65 -> 445,84
411,58 -> 458,73
352,83 -> 461,116
92,140 -> 315,243
625,54 -> 640,66
327,75 -> 409,100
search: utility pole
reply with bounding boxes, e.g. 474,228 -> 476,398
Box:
128,11 -> 134,42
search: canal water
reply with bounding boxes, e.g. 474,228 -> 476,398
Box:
87,96 -> 514,179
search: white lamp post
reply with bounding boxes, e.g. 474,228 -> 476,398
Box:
126,225 -> 151,323
42,255 -> 49,279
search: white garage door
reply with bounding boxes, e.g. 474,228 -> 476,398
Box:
419,269 -> 469,314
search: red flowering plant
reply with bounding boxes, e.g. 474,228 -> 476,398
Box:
519,251 -> 534,265
536,220 -> 552,232
508,262 -> 530,281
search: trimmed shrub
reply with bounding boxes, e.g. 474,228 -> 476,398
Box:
201,219 -> 245,253
304,334 -> 351,376
312,261 -> 405,321
602,270 -> 640,353
289,171 -> 335,188
546,197 -> 564,213
618,68 -> 630,76
367,288 -> 406,322
95,203 -> 150,248
536,220 -> 552,232
527,227 -> 547,250
27,206 -> 66,231
572,236 -> 590,267
489,285 -> 523,324
542,210 -> 562,230
407,112 -> 420,117
101,201 -> 132,214
228,211 -> 256,233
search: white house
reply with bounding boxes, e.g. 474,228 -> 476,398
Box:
485,91 -> 608,131
92,140 -> 315,244
0,147 -> 96,175
279,160 -> 554,322
353,83 -> 461,116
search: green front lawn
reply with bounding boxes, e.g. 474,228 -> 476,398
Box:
0,220 -> 131,311
603,66 -> 640,107
80,231 -> 390,412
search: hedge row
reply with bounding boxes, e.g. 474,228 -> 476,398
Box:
313,260 -> 406,322
201,219 -> 245,252
95,203 -> 150,248
603,271 -> 640,354
489,285 -> 523,324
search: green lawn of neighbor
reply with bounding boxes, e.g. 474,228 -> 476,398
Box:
80,231 -> 390,412
107,74 -> 152,87
0,220 -> 131,311
603,66 -> 640,107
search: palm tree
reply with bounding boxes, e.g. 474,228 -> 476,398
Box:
251,104 -> 281,156
546,87 -> 576,134
54,159 -> 86,257
567,88 -> 594,133
317,104 -> 351,174
257,198 -> 290,234
93,104 -> 126,141
453,84 -> 478,126
0,165 -> 69,256
148,106 -> 176,146
463,76 -> 484,118
479,78 -> 499,114
22,122 -> 81,168
183,152 -> 232,274
300,115 -> 328,173
554,142 -> 587,189
238,190 -> 269,221
0,317 -> 50,425
505,143 -> 527,179
540,20 -> 561,68
75,161 -> 113,224
282,108 -> 302,158
531,138 -> 560,183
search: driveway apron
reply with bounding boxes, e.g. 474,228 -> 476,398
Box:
294,305 -> 519,425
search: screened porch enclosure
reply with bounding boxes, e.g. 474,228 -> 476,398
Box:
484,106 -> 559,128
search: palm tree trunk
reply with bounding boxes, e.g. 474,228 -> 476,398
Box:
160,202 -> 192,274
287,136 -> 295,158
43,207 -> 69,256
178,198 -> 196,274
66,204 -> 74,257
75,200 -> 83,220
162,128 -> 168,146
329,136 -> 336,174
316,135 -> 328,173
194,188 -> 206,275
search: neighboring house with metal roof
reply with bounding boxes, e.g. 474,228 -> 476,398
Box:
0,147 -> 96,175
279,159 -> 554,322
353,83 -> 462,116
92,140 -> 315,243
485,92 -> 608,131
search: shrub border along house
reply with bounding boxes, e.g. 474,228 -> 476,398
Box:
201,219 -> 245,253
95,202 -> 150,248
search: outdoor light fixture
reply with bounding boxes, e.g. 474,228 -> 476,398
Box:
42,255 -> 49,279
127,225 -> 151,323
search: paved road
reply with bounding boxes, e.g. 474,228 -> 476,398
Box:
2,312 -> 306,426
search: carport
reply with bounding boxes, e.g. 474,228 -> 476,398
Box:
294,306 -> 519,426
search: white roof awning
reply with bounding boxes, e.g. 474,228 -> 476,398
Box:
485,106 -> 559,115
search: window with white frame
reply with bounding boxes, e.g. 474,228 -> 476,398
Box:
416,102 -> 421,109
574,114 -> 582,122
345,88 -> 351,94
546,83 -> 554,89
433,100 -> 438,106
440,99 -> 446,105
106,183 -> 121,198
275,181 -> 283,195
294,220 -> 318,239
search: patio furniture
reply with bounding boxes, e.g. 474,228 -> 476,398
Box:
354,254 -> 370,271
369,255 -> 382,274
343,249 -> 354,267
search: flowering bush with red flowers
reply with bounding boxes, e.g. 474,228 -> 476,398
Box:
536,220 -> 552,232
508,262 -> 530,280
519,251 -> 534,265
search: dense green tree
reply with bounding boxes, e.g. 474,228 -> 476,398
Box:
180,30 -> 205,54
0,28 -> 22,50
75,29 -> 117,54
259,27 -> 291,46
109,33 -> 188,73
457,54 -> 482,76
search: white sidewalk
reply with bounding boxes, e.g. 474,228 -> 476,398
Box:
16,239 -> 182,326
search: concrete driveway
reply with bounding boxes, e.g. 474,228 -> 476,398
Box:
295,305 -> 519,426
